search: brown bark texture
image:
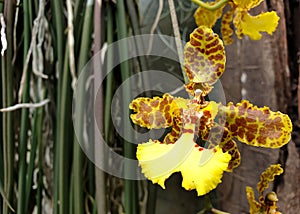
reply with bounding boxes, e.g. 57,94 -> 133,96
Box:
218,0 -> 300,213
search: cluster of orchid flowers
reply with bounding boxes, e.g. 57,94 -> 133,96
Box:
129,0 -> 292,204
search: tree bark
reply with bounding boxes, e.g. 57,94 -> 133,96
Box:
217,1 -> 295,213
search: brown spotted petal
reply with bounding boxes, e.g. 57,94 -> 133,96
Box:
257,164 -> 283,203
163,111 -> 183,144
184,26 -> 226,86
221,3 -> 235,45
220,100 -> 292,148
221,139 -> 241,171
129,94 -> 179,129
201,122 -> 241,171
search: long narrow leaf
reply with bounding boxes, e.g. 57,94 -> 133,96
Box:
0,183 -> 15,212
116,0 -> 139,213
2,1 -> 15,213
73,1 -> 94,214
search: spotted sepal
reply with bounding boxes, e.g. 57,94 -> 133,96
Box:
257,164 -> 283,203
220,100 -> 292,148
184,26 -> 226,86
129,94 -> 177,129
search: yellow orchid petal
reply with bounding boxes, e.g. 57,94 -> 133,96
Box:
220,100 -> 292,148
129,94 -> 177,129
179,146 -> 231,195
239,11 -> 280,40
136,139 -> 175,188
221,6 -> 235,45
246,186 -> 262,214
194,1 -> 224,28
257,164 -> 283,203
137,123 -> 197,188
137,123 -> 231,196
184,26 -> 226,85
233,0 -> 263,10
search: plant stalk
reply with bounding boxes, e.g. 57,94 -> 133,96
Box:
2,1 -> 15,213
116,0 -> 139,213
73,1 -> 94,214
191,0 -> 229,10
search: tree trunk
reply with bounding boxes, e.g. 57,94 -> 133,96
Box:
218,0 -> 300,213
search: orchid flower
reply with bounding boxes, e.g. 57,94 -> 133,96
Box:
129,26 -> 292,196
193,0 -> 280,44
246,164 -> 283,214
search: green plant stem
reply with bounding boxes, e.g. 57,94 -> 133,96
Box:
73,1 -> 94,214
17,0 -> 31,212
36,93 -> 46,214
33,0 -> 38,14
51,0 -> 68,214
168,0 -> 189,84
191,0 -> 229,10
2,1 -> 15,213
124,1 -> 156,213
69,171 -> 74,214
51,0 -> 66,212
77,1 -> 94,74
93,1 -> 106,214
125,0 -> 148,71
211,208 -> 230,214
0,183 -> 14,212
1,54 -> 8,214
0,9 -> 3,195
0,143 -> 3,210
57,45 -> 72,214
51,0 -> 65,77
17,61 -> 30,214
74,0 -> 85,54
146,183 -> 157,214
24,105 -> 41,211
116,1 -> 139,214
28,0 -> 33,32
104,3 -> 114,144
51,0 -> 65,108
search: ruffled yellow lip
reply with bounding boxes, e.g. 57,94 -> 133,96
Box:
136,124 -> 231,196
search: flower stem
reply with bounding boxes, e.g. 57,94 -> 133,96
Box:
211,208 -> 230,214
191,0 -> 229,10
168,0 -> 189,84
